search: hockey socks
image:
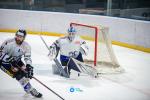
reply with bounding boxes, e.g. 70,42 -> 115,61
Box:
19,77 -> 42,98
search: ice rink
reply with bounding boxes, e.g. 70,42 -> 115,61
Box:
0,32 -> 150,100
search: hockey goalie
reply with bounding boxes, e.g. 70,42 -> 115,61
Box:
48,26 -> 98,78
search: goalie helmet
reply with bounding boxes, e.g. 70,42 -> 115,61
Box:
67,26 -> 76,41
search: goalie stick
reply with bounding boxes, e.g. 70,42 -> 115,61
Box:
39,34 -> 69,78
39,33 -> 67,99
39,34 -> 49,50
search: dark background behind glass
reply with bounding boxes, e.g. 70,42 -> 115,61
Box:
0,0 -> 150,21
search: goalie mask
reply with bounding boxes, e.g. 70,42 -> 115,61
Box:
68,26 -> 76,41
15,29 -> 27,45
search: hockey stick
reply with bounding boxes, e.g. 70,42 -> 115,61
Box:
33,77 -> 65,100
15,64 -> 65,100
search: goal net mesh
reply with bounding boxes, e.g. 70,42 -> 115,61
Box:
70,22 -> 124,74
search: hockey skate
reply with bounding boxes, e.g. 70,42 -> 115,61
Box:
30,88 -> 42,98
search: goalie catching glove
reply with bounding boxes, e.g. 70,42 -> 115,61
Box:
80,41 -> 89,55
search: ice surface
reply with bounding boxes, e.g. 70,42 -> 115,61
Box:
0,32 -> 150,100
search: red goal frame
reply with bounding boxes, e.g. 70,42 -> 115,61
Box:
70,22 -> 99,66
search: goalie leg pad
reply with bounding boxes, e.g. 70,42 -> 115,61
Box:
54,59 -> 70,78
69,58 -> 98,77
67,58 -> 81,73
75,52 -> 84,62
52,64 -> 61,75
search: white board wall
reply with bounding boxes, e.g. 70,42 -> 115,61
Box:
0,9 -> 150,48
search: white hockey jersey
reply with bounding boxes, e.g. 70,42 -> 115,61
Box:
55,35 -> 88,58
0,38 -> 32,65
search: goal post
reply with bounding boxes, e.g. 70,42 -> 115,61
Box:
70,23 -> 99,66
70,22 -> 124,74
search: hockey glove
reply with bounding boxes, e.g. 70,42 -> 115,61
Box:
80,42 -> 89,55
9,58 -> 17,67
48,45 -> 57,60
25,64 -> 33,79
9,57 -> 22,67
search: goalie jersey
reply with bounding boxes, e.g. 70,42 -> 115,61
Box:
0,38 -> 32,65
52,35 -> 88,63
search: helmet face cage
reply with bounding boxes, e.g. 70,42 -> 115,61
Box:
68,26 -> 76,33
68,27 -> 76,41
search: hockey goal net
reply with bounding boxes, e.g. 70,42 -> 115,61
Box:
70,22 -> 124,74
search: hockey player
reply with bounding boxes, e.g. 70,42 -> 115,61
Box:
0,29 -> 42,98
48,26 -> 89,78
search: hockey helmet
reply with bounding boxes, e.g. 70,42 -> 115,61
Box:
68,26 -> 76,33
15,29 -> 27,45
16,29 -> 27,38
68,26 -> 76,41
